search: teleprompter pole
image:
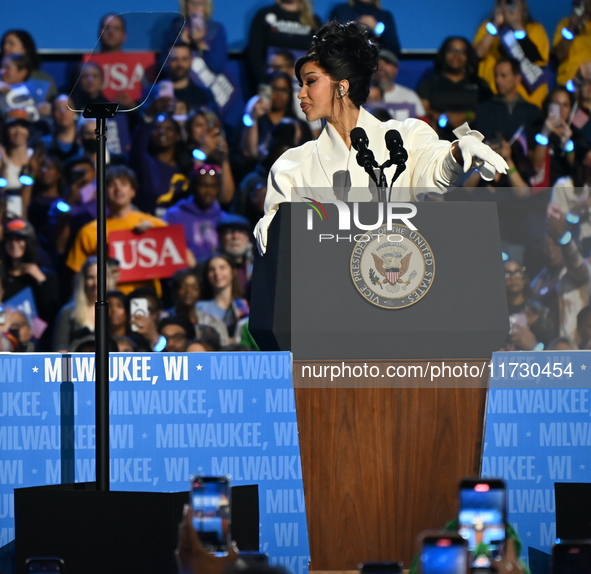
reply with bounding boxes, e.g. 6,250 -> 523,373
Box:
83,102 -> 119,492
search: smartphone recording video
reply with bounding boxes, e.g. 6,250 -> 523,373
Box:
548,102 -> 561,121
130,297 -> 149,332
190,475 -> 231,554
157,80 -> 175,100
458,478 -> 506,569
419,532 -> 468,574
258,84 -> 272,104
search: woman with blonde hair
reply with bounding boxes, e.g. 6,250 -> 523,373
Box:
245,0 -> 321,90
52,256 -> 98,352
162,0 -> 228,74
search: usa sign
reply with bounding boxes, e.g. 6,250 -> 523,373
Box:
82,52 -> 156,102
108,224 -> 188,282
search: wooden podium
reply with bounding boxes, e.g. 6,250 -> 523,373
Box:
250,203 -> 507,568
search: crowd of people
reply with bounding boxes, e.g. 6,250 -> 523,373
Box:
0,0 -> 591,353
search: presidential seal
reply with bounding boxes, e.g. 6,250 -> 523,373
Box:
350,224 -> 435,309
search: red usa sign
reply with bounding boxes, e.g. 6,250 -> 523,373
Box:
82,52 -> 156,102
108,225 -> 188,282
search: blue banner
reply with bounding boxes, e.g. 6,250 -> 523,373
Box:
5,349 -> 585,572
4,287 -> 38,319
484,350 -> 591,564
0,352 -> 309,574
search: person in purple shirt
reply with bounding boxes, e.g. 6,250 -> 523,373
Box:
130,113 -> 193,214
163,164 -> 227,264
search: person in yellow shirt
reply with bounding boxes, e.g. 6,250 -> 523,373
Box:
553,0 -> 591,87
473,0 -> 549,108
66,165 -> 173,295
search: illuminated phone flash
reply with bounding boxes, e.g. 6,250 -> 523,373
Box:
474,483 -> 490,492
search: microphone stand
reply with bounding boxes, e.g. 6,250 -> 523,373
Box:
377,168 -> 388,204
376,158 -> 406,204
380,152 -> 407,203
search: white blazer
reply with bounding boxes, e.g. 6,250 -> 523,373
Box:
254,106 -> 465,252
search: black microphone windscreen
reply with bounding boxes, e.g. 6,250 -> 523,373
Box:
385,129 -> 403,149
350,127 -> 369,151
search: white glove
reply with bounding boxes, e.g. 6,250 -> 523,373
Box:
453,124 -> 509,181
254,213 -> 274,255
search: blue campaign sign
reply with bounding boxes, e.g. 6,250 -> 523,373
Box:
483,350 -> 591,562
4,287 -> 38,319
0,352 -> 309,574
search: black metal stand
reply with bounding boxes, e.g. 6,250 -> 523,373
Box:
82,102 -> 119,491
15,484 -> 260,574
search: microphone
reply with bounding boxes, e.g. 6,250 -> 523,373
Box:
385,129 -> 408,166
385,129 -> 408,188
351,127 -> 379,185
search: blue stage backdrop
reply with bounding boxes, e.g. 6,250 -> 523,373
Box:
0,352 -> 309,574
3,350 -> 591,573
483,351 -> 591,565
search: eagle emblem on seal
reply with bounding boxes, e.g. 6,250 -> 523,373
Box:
371,252 -> 412,285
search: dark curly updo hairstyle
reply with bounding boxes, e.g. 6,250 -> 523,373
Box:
295,21 -> 379,108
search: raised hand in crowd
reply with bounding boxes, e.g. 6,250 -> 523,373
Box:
492,538 -> 524,574
133,219 -> 157,234
547,202 -> 569,241
176,504 -> 239,574
503,0 -> 526,32
544,115 -> 572,146
249,95 -> 271,124
507,314 -> 538,351
492,0 -> 505,29
566,0 -> 589,37
130,308 -> 160,350
187,12 -> 207,49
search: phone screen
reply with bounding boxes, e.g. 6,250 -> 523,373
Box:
190,476 -> 231,554
458,479 -> 506,568
6,194 -> 23,218
157,81 -> 175,99
549,102 -> 561,121
258,84 -> 272,104
420,535 -> 468,574
552,542 -> 591,574
130,298 -> 149,332
191,12 -> 204,31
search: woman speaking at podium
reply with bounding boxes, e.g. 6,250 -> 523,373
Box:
254,21 -> 509,253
